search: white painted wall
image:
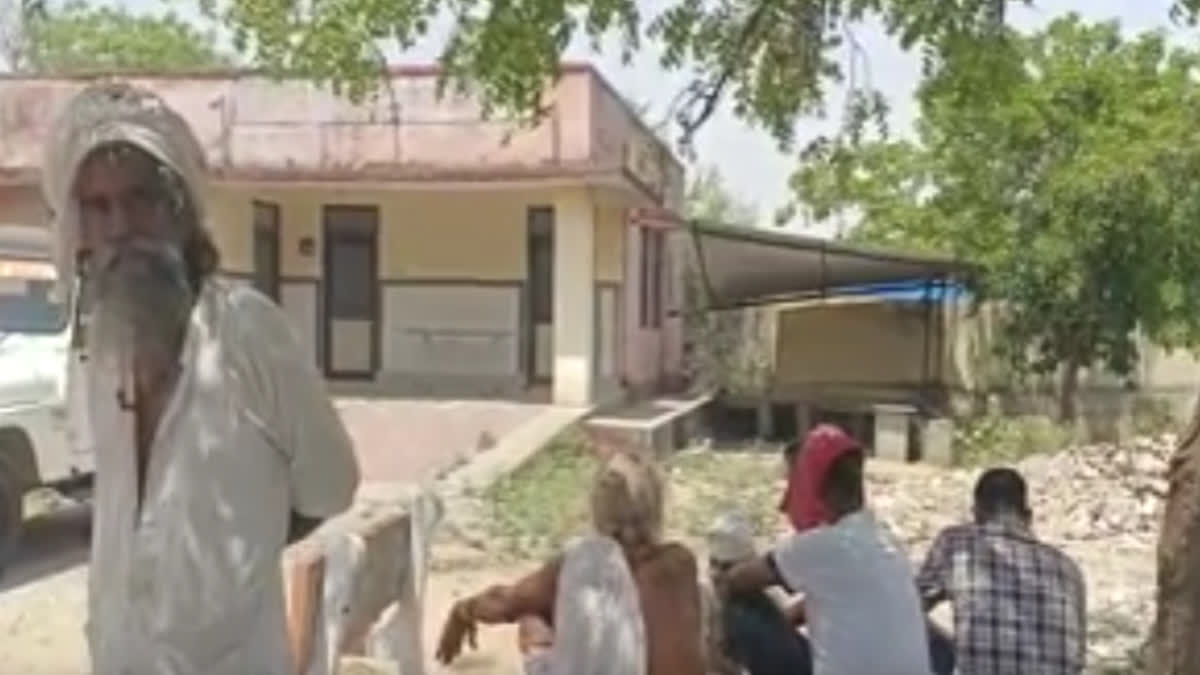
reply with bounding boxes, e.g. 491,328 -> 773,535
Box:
280,281 -> 319,365
381,284 -> 521,376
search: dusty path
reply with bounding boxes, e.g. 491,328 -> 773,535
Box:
0,492 -> 91,675
0,447 -> 1161,674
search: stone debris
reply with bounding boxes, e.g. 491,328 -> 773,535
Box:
869,434 -> 1175,673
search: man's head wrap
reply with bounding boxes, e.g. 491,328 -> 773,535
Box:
41,81 -> 209,293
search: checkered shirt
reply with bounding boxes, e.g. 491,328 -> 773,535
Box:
916,517 -> 1087,675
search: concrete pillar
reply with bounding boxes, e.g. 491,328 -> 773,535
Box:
921,417 -> 955,466
552,190 -> 596,406
873,404 -> 914,462
756,400 -> 775,440
794,403 -> 812,438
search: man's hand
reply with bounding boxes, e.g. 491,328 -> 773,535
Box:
435,599 -> 478,664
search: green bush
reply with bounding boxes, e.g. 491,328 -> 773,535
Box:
953,414 -> 1073,467
1131,396 -> 1178,436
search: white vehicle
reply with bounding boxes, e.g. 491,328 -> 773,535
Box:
0,225 -> 91,568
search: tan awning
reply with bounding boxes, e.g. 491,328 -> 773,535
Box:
686,221 -> 969,310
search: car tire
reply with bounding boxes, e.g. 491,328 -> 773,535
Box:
0,465 -> 24,574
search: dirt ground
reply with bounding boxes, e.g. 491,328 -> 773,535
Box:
0,445 -> 1155,674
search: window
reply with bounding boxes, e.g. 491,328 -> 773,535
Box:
252,201 -> 280,301
639,227 -> 665,328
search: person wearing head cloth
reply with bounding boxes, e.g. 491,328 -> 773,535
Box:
45,82 -> 360,674
701,512 -> 813,675
435,449 -> 708,675
716,424 -> 932,675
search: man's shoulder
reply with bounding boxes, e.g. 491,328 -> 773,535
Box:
1032,538 -> 1085,584
930,521 -> 977,547
215,281 -> 281,318
207,281 -> 291,337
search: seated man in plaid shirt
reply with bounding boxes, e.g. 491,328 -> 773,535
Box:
917,468 -> 1087,674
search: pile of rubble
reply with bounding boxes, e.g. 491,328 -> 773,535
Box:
868,434 -> 1175,671
1018,433 -> 1173,541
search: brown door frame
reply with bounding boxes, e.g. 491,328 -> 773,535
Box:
321,204 -> 380,380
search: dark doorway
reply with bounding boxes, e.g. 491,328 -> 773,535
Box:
526,206 -> 554,384
252,201 -> 280,302
322,205 -> 379,379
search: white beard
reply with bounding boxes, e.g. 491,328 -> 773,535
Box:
86,239 -> 195,372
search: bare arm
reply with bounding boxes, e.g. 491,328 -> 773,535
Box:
464,556 -> 562,624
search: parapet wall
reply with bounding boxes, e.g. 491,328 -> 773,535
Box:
283,489 -> 443,675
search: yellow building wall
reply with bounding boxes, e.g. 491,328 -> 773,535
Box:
774,299 -> 938,388
593,204 -> 625,282
207,184 -> 626,282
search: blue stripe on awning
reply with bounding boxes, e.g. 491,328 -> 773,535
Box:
827,280 -> 971,301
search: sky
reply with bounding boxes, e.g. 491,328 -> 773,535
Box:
115,0 -> 1190,235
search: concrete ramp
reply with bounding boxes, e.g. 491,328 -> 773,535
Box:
438,404 -> 590,493
336,399 -> 559,484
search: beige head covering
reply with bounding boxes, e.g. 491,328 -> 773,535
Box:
41,81 -> 209,293
590,451 -> 665,548
707,512 -> 756,563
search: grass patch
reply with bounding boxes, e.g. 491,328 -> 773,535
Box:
481,428 -> 595,558
478,436 -> 785,560
953,413 -> 1072,467
665,448 -> 782,546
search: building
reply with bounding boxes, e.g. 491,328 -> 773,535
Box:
0,64 -> 686,407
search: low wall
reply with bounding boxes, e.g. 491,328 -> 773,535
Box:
283,489 -> 443,675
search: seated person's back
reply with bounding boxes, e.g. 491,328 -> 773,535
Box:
724,425 -> 932,675
630,541 -> 707,675
918,467 -> 1087,675
772,509 -> 929,675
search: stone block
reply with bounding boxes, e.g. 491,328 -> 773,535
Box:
873,405 -> 914,462
920,417 -> 955,466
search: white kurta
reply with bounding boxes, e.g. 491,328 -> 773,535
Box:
83,281 -> 360,675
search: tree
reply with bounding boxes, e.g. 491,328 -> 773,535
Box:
186,0 -> 1197,144
680,167 -> 769,396
789,16 -> 1200,672
793,15 -> 1200,424
19,1 -> 231,73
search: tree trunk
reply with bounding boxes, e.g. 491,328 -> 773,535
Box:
1057,360 -> 1080,423
1147,398 -> 1200,674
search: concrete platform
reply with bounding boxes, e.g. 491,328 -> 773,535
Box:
585,392 -> 715,456
335,399 -> 551,484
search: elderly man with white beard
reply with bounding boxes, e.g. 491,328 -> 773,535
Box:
44,83 -> 361,674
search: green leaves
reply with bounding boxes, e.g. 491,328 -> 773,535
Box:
171,0 -> 1182,145
793,15 -> 1200,405
23,1 -> 232,73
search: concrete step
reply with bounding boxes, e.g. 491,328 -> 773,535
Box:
584,392 -> 715,456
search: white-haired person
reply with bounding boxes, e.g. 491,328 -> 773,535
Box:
47,82 -> 360,673
435,448 -> 708,675
703,512 -> 813,675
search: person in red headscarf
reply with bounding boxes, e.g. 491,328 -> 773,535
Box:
778,424 -> 866,533
715,424 -> 933,675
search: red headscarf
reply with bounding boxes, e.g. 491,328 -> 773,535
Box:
778,424 -> 863,532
